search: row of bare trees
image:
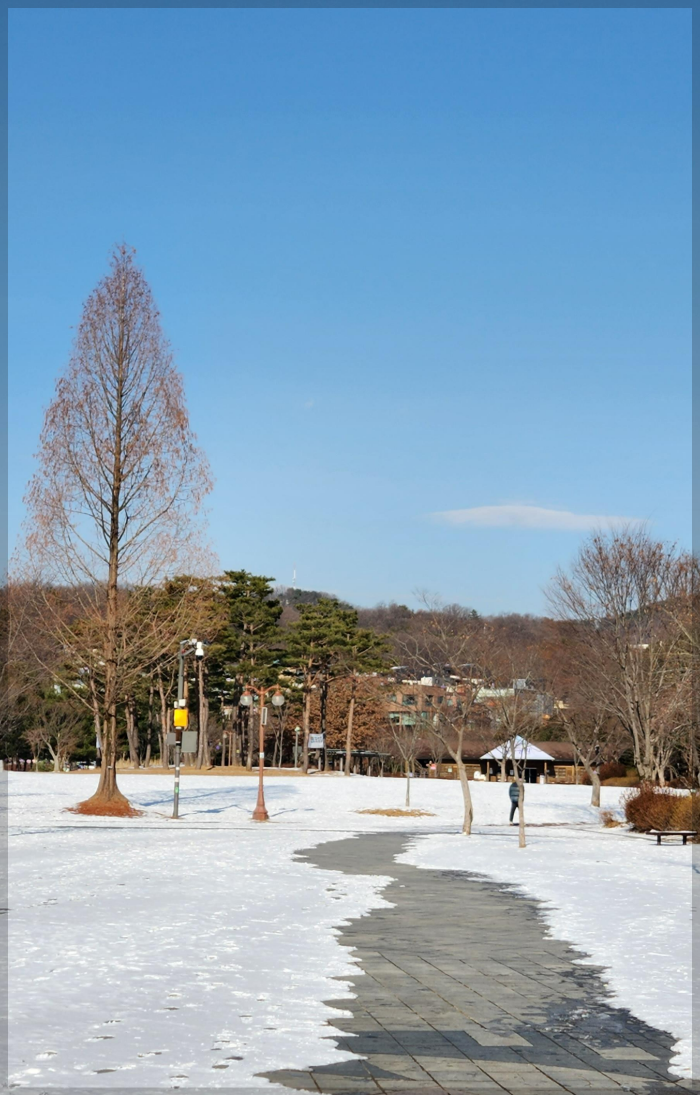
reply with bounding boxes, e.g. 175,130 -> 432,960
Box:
7,244 -> 696,827
8,525 -> 696,828
368,531 -> 697,845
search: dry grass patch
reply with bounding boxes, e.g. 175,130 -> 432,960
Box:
355,808 -> 435,818
67,799 -> 144,818
600,809 -> 624,827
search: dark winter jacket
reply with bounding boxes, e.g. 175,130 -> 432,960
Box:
509,782 -> 520,803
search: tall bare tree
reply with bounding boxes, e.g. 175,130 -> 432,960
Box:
384,714 -> 422,807
16,246 -> 213,812
548,528 -> 692,784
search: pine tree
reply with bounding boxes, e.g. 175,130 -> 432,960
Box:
213,572 -> 283,768
284,598 -> 361,771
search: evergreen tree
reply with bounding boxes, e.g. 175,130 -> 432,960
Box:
213,571 -> 283,768
284,598 -> 362,771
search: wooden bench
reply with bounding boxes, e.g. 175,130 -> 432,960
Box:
649,830 -> 696,845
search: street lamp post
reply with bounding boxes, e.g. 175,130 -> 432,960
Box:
239,685 -> 285,821
172,638 -> 204,819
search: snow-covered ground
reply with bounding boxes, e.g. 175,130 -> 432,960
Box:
8,768 -> 624,831
400,829 -> 693,1079
7,772 -> 693,1087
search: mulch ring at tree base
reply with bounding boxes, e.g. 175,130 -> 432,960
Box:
66,798 -> 144,817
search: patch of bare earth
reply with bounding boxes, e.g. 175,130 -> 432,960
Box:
355,808 -> 435,817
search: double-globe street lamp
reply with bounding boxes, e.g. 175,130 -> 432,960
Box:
239,684 -> 285,821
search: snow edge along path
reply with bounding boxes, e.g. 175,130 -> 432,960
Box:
398,828 -> 693,1080
9,822 -> 395,1090
8,774 -> 673,1088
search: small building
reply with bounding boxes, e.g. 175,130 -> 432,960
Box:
325,748 -> 391,775
418,736 -> 579,784
481,736 -> 574,783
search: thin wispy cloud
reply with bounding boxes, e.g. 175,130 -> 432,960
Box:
432,504 -> 644,531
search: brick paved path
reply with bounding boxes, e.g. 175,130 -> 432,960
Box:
267,833 -> 684,1095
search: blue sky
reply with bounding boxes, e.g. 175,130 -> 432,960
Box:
9,8 -> 691,614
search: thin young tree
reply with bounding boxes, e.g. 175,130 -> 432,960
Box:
17,246 -> 212,813
484,700 -> 538,845
479,623 -> 545,848
396,597 -> 485,834
385,714 -> 422,807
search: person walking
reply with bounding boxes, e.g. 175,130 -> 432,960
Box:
509,780 -> 521,823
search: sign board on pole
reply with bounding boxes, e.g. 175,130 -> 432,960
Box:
173,708 -> 188,728
309,733 -> 325,749
181,730 -> 198,753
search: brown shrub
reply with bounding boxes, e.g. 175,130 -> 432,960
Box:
600,809 -> 624,827
623,784 -> 694,833
669,793 -> 700,835
598,762 -> 628,781
603,776 -> 640,787
581,762 -> 629,785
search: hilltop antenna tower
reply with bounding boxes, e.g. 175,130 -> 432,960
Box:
292,564 -> 297,590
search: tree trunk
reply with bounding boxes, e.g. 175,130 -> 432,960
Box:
302,688 -> 311,773
581,759 -> 601,807
321,677 -> 330,772
81,363 -> 131,812
516,777 -> 526,848
405,761 -> 411,807
457,758 -> 473,835
689,725 -> 699,787
125,695 -> 139,768
89,675 -> 102,757
344,677 -> 356,776
590,770 -> 601,807
500,755 -> 508,782
157,670 -> 169,766
143,682 -> 155,766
